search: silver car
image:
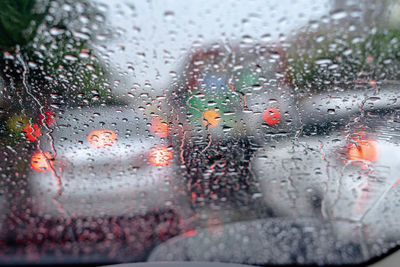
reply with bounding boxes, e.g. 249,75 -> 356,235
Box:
29,106 -> 191,219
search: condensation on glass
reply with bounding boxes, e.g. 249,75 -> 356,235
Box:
0,0 -> 400,265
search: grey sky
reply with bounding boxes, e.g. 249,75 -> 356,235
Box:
93,0 -> 330,97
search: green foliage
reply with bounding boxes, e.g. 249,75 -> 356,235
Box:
286,24 -> 400,93
0,0 -> 119,107
0,0 -> 48,50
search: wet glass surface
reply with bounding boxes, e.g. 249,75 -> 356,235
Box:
1,0 -> 400,265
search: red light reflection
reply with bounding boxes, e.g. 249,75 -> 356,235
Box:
183,229 -> 198,237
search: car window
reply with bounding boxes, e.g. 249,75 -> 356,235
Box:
1,0 -> 400,266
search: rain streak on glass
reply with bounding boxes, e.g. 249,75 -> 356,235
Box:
2,0 -> 400,266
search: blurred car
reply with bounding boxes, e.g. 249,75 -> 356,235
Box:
251,82 -> 400,262
28,106 -> 191,219
13,42 -> 400,266
168,43 -> 301,214
144,81 -> 400,265
170,43 -> 299,143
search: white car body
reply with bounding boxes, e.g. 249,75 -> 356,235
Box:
29,106 -> 190,218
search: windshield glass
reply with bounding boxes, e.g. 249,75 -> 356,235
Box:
1,0 -> 400,265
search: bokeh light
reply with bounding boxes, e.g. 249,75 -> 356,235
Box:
348,139 -> 379,162
24,123 -> 41,141
88,129 -> 117,148
263,107 -> 280,125
150,117 -> 170,138
149,146 -> 173,166
31,152 -> 54,172
202,109 -> 221,127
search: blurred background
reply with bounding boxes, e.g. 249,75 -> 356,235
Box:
1,0 -> 400,266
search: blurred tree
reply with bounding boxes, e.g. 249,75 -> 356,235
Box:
0,0 -> 123,144
0,0 -> 47,49
286,0 -> 400,95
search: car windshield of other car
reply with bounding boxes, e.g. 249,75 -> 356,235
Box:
1,0 -> 400,266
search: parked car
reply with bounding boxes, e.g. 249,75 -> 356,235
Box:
28,106 -> 192,218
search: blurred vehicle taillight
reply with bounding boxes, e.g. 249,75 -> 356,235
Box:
87,129 -> 118,148
149,146 -> 173,166
30,152 -> 54,173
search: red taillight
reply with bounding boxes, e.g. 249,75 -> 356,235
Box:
263,107 -> 280,125
348,138 -> 379,162
24,123 -> 41,141
38,110 -> 56,127
31,152 -> 54,172
150,117 -> 170,138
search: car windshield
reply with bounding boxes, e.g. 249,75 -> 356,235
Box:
1,0 -> 400,266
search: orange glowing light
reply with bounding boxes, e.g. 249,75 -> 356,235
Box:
369,80 -> 377,85
24,123 -> 41,141
348,139 -> 379,162
149,146 -> 173,166
31,152 -> 54,172
150,117 -> 170,138
183,229 -> 198,237
263,107 -> 280,125
202,110 -> 221,127
88,129 -> 117,148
